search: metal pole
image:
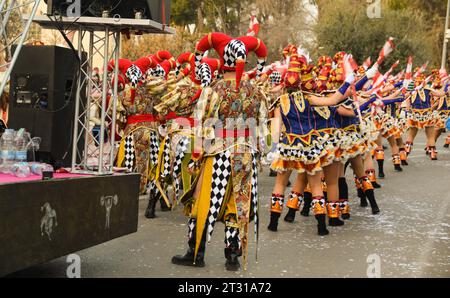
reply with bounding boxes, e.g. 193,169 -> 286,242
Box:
82,31 -> 94,166
71,27 -> 83,171
0,0 -> 7,14
98,28 -> 110,174
0,0 -> 41,98
109,31 -> 120,170
442,0 -> 450,69
0,0 -> 16,37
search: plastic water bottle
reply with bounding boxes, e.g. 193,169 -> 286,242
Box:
30,162 -> 54,175
11,162 -> 31,178
0,129 -> 16,173
14,128 -> 29,162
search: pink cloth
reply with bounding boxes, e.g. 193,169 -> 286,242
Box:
0,173 -> 91,185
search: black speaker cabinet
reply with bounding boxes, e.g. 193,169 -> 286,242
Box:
8,45 -> 87,167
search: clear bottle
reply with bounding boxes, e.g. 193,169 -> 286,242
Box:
14,128 -> 28,162
12,162 -> 31,178
0,129 -> 16,173
30,162 -> 54,176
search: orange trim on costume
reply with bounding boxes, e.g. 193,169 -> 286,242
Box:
208,33 -> 213,48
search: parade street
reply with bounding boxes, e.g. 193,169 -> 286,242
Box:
8,132 -> 450,278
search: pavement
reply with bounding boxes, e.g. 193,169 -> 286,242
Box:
7,132 -> 450,278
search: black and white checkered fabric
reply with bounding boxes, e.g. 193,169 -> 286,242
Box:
125,64 -> 143,88
161,136 -> 171,179
288,192 -> 303,209
187,217 -> 196,240
194,52 -> 202,71
174,62 -> 181,77
224,225 -> 241,249
173,136 -> 189,199
277,142 -> 325,162
206,150 -> 232,242
124,134 -> 135,171
250,152 -> 259,242
339,200 -> 349,210
256,58 -> 266,77
271,195 -> 284,208
149,64 -> 166,78
223,39 -> 247,68
149,131 -> 160,167
198,63 -> 213,87
269,71 -> 282,85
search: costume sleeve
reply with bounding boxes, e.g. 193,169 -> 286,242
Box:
355,75 -> 368,91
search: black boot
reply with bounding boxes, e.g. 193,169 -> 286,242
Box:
338,177 -> 348,196
224,248 -> 241,271
269,169 -> 277,177
267,212 -> 281,232
359,189 -> 368,207
284,208 -> 297,223
394,164 -> 403,172
171,248 -> 205,267
377,160 -> 385,178
144,190 -> 158,219
316,214 -> 329,236
329,217 -> 345,226
172,227 -> 206,267
160,197 -> 171,212
300,193 -> 312,217
365,189 -> 380,214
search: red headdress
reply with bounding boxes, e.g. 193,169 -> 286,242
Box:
284,52 -> 302,89
133,56 -> 159,76
107,58 -> 132,77
152,50 -> 173,63
175,52 -> 195,79
333,51 -> 346,64
195,32 -> 267,89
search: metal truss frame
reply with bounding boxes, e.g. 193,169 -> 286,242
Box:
0,0 -> 41,98
26,15 -> 174,175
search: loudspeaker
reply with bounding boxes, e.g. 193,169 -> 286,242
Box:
8,45 -> 87,167
45,0 -> 171,24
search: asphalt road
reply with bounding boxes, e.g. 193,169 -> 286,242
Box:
8,132 -> 450,278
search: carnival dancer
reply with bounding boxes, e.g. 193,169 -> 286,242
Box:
172,33 -> 268,271
430,70 -> 450,149
268,53 -> 357,235
405,72 -> 445,160
154,53 -> 222,206
373,81 -> 405,172
114,54 -> 174,219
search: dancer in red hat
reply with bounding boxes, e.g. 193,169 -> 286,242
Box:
172,32 -> 268,271
154,53 -> 222,206
114,52 -> 175,219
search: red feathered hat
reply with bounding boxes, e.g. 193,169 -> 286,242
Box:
195,32 -> 267,89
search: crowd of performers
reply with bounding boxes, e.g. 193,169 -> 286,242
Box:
107,32 -> 450,272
